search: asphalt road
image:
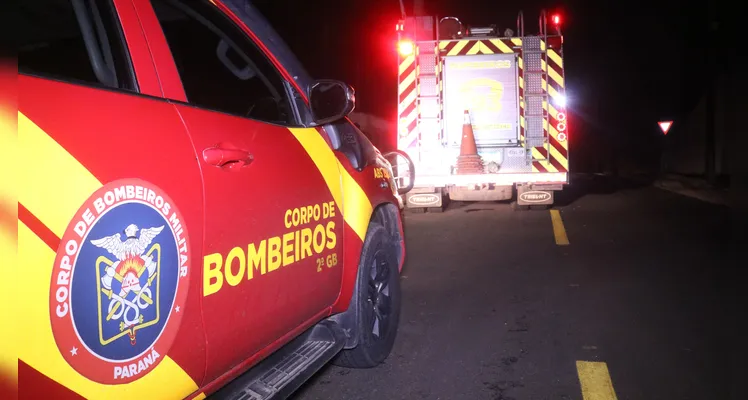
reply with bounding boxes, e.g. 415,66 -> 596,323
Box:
292,175 -> 744,400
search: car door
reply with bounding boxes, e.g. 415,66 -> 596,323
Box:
136,0 -> 346,383
16,0 -> 206,398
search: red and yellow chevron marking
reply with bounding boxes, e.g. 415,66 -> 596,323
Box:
16,112 -> 200,399
438,38 -> 521,56
397,52 -> 418,151
527,43 -> 568,174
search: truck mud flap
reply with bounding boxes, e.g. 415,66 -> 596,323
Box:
209,321 -> 347,400
516,184 -> 554,206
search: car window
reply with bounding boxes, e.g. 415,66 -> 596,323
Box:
151,0 -> 296,126
15,0 -> 137,91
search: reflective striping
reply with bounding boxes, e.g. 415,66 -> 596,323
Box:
531,147 -> 558,173
18,112 -> 102,238
399,70 -> 416,95
576,361 -> 618,400
191,392 -> 207,400
542,60 -> 565,88
287,128 -> 372,241
548,49 -> 563,68
489,39 -> 513,54
542,79 -> 562,100
440,39 -> 519,56
18,220 -> 199,399
466,42 -> 481,55
398,55 -> 415,75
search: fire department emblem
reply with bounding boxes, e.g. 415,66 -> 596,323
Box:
50,178 -> 191,384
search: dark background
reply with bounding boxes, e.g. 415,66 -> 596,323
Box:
253,0 -> 732,172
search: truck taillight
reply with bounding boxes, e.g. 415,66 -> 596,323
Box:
552,14 -> 561,25
398,40 -> 414,56
556,112 -> 566,122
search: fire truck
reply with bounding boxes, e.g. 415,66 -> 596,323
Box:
396,11 -> 570,210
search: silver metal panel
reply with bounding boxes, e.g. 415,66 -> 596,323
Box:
418,75 -> 438,96
418,97 -> 440,118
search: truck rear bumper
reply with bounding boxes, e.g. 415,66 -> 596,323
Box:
414,172 -> 568,188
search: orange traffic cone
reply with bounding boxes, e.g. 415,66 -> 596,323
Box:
456,110 -> 484,174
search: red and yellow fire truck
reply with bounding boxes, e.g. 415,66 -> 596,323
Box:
396,11 -> 570,210
9,0 -> 413,398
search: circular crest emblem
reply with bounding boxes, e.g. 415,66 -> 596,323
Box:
50,178 -> 191,384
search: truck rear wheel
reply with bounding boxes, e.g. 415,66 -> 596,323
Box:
334,222 -> 401,368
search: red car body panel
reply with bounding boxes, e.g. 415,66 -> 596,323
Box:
14,0 -> 406,398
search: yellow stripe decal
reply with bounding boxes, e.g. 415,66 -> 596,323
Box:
548,49 -> 563,68
448,40 -> 469,56
0,104 -> 17,388
540,40 -> 547,51
288,128 -> 372,241
400,90 -> 417,114
542,60 -> 565,88
548,104 -> 558,119
518,57 -> 524,70
18,112 -> 102,237
511,38 -> 522,46
466,41 -> 481,55
519,76 -> 524,89
531,147 -> 546,161
19,221 -> 198,399
490,39 -> 514,54
398,56 -> 414,75
399,70 -> 416,95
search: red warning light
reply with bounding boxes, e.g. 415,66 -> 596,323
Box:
398,40 -> 414,56
556,112 -> 566,122
557,122 -> 567,131
658,121 -> 673,135
552,14 -> 561,25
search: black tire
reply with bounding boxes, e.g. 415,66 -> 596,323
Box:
334,222 -> 401,368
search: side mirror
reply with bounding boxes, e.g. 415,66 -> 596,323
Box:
383,150 -> 415,195
309,79 -> 355,126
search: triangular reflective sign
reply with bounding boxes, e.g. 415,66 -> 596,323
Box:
658,121 -> 673,135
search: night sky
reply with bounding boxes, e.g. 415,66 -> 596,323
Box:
253,0 -> 731,170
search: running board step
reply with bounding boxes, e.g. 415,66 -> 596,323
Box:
209,321 -> 347,400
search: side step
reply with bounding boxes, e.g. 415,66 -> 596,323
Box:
209,321 -> 347,400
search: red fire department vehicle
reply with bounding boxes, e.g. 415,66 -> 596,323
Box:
395,11 -> 570,210
10,0 -> 414,398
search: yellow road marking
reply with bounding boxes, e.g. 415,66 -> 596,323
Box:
550,209 -> 569,245
576,361 -> 618,400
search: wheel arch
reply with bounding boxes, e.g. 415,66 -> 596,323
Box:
329,201 -> 404,349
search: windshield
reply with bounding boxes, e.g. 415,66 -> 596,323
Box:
221,0 -> 315,95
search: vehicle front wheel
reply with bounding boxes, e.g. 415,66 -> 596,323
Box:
334,222 -> 401,368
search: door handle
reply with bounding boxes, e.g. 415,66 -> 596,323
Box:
202,146 -> 254,168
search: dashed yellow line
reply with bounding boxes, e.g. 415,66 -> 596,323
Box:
549,209 -> 569,245
576,361 -> 618,400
